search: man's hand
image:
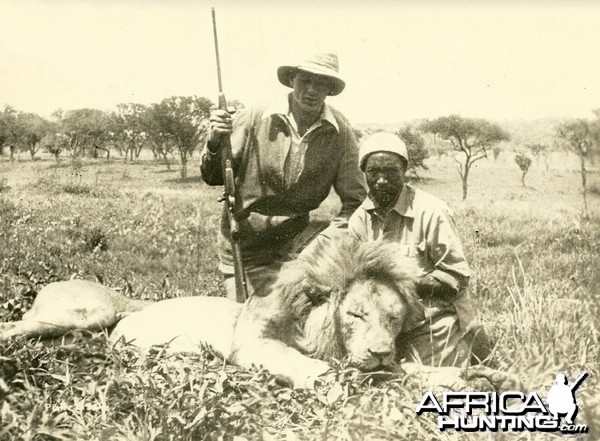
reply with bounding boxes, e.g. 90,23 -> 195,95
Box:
416,274 -> 458,302
208,109 -> 233,144
237,213 -> 307,237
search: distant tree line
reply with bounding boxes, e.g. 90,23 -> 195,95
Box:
355,111 -> 600,208
2,101 -> 599,207
0,96 -> 213,178
354,116 -> 512,200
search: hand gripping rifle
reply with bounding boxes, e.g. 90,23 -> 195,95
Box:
211,7 -> 248,303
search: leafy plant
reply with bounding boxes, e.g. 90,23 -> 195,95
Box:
514,151 -> 532,187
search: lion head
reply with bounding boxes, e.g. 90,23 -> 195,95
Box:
272,236 -> 425,372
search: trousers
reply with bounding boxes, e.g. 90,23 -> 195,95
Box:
222,220 -> 334,301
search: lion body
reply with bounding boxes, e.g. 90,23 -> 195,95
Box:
110,296 -> 242,357
0,240 -> 519,390
0,280 -> 148,340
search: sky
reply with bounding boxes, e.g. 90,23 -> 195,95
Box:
1,0 -> 599,124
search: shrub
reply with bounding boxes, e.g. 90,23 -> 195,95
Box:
0,197 -> 18,227
514,151 -> 532,187
62,183 -> 92,195
82,226 -> 109,252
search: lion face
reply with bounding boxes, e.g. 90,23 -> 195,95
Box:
339,279 -> 408,371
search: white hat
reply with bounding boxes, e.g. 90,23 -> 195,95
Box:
277,53 -> 345,96
359,132 -> 409,171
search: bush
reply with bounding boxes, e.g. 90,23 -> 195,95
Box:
82,226 -> 109,252
62,183 -> 92,195
514,151 -> 532,186
0,177 -> 8,192
0,197 -> 18,227
396,126 -> 430,177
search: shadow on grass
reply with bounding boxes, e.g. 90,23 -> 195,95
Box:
165,176 -> 203,185
47,159 -> 165,170
155,169 -> 178,174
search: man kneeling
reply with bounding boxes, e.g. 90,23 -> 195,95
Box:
348,132 -> 492,367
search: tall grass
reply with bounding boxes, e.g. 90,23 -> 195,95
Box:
0,156 -> 598,440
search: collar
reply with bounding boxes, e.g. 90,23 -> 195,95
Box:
363,184 -> 415,218
262,94 -> 339,132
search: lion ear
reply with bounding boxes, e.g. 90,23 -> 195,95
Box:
274,263 -> 334,320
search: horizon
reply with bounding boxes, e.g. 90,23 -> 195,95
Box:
1,1 -> 599,124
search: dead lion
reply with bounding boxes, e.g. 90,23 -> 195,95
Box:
0,240 -> 517,390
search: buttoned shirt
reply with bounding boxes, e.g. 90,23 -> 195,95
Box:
201,94 -> 367,268
281,101 -> 338,187
348,184 -> 474,328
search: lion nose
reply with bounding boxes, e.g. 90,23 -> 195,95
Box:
368,349 -> 393,361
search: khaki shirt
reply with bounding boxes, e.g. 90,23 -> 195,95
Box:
201,95 -> 367,268
348,184 -> 474,329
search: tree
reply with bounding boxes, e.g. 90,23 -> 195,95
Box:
491,145 -> 502,161
592,109 -> 600,165
58,108 -> 112,158
17,113 -> 52,159
0,109 -> 52,160
420,115 -> 510,199
0,106 -> 20,160
40,133 -> 70,163
525,142 -> 551,172
424,131 -> 454,160
396,126 -> 429,178
114,103 -> 149,162
555,117 -> 600,219
148,96 -> 212,178
513,151 -> 532,187
145,123 -> 174,169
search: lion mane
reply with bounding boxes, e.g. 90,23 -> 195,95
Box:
269,236 -> 425,363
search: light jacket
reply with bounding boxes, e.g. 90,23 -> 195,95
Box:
201,95 -> 366,267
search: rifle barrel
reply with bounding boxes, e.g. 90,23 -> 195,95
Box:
211,8 -> 224,94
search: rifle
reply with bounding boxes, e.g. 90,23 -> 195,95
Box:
569,371 -> 588,392
211,7 -> 248,303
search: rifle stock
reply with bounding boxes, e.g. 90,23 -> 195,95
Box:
212,9 -> 248,303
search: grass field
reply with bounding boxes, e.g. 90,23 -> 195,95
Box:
0,152 -> 598,440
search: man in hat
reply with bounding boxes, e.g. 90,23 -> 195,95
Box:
201,53 -> 366,302
348,132 -> 492,366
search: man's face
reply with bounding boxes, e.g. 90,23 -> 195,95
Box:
290,71 -> 332,115
364,152 -> 406,210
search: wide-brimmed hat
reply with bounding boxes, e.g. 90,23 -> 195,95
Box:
277,53 -> 345,96
359,132 -> 409,171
